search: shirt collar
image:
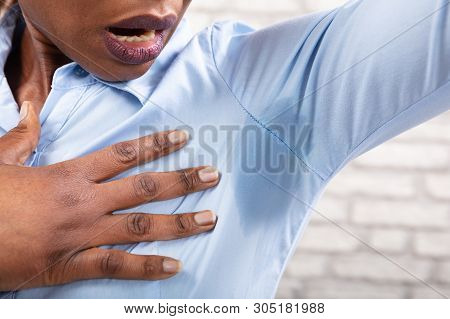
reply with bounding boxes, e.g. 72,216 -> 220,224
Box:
0,5 -> 21,77
93,19 -> 194,105
50,19 -> 194,105
0,6 -> 22,133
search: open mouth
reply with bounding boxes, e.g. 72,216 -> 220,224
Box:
103,14 -> 176,65
107,27 -> 157,43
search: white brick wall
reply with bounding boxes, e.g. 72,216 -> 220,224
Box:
187,0 -> 450,299
352,200 -> 450,229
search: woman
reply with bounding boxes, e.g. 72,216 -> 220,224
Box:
0,0 -> 449,298
0,0 -> 220,296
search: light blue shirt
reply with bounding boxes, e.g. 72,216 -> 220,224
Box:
1,0 -> 450,298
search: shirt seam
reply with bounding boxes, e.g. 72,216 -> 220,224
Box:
327,79 -> 450,183
52,80 -> 98,90
209,23 -> 328,181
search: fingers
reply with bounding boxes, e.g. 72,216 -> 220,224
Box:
97,166 -> 220,212
62,248 -> 182,283
52,211 -> 217,285
87,210 -> 217,247
0,102 -> 41,165
72,130 -> 190,182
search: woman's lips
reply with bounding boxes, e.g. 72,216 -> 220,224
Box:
103,14 -> 176,65
103,29 -> 165,65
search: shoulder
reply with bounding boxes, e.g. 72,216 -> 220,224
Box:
185,20 -> 255,66
210,20 -> 255,42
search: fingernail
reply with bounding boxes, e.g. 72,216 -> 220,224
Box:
163,259 -> 182,274
198,167 -> 219,183
19,101 -> 30,121
194,210 -> 217,226
167,130 -> 189,145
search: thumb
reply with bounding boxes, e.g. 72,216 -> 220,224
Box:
0,101 -> 41,165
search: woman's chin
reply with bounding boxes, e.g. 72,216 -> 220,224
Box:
90,61 -> 153,82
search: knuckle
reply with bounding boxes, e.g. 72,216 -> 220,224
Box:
174,214 -> 194,235
126,214 -> 153,237
44,164 -> 94,208
112,142 -> 138,165
44,248 -> 71,285
42,233 -> 82,285
55,186 -> 96,208
133,174 -> 159,200
99,252 -> 124,275
179,169 -> 199,192
9,123 -> 28,135
58,191 -> 83,208
9,130 -> 34,148
55,252 -> 82,284
143,258 -> 159,277
43,266 -> 62,286
149,134 -> 169,154
48,162 -> 76,179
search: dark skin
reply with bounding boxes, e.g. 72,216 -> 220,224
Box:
8,0 -> 192,108
4,27 -> 70,111
0,0 -> 220,291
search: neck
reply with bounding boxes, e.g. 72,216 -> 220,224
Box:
5,19 -> 70,111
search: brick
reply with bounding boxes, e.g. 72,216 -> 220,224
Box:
415,232 -> 450,258
226,0 -> 303,13
276,277 -> 304,299
425,174 -> 450,200
188,0 -> 348,33
326,167 -> 416,198
303,0 -> 347,12
354,143 -> 450,170
189,0 -> 233,11
436,261 -> 450,284
370,229 -> 409,253
192,0 -> 302,12
297,279 -> 406,298
185,13 -> 215,33
298,224 -> 360,253
284,253 -> 328,278
312,196 -> 349,223
411,285 -> 450,299
352,200 -> 450,229
396,116 -> 450,143
331,254 -> 432,283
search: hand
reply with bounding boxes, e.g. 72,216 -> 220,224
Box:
0,102 -> 220,292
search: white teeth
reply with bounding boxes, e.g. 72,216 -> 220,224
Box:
139,30 -> 156,41
125,36 -> 141,42
111,30 -> 156,43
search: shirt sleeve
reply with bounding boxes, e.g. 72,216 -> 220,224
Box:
211,0 -> 450,180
